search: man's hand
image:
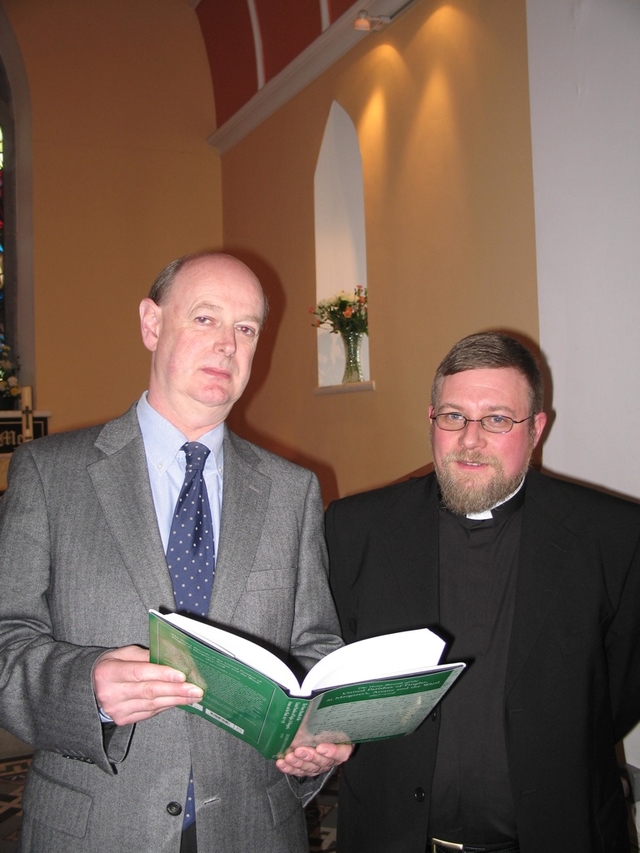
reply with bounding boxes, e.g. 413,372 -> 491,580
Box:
275,742 -> 354,777
93,645 -> 204,726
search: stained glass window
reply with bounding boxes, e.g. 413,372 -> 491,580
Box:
0,123 -> 4,344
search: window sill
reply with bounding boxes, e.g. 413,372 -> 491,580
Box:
313,380 -> 375,396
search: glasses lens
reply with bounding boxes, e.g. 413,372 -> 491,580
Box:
435,413 -> 466,430
481,415 -> 514,433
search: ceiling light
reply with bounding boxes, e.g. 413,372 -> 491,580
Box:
353,10 -> 391,32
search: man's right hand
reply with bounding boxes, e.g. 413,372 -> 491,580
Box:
93,645 -> 204,726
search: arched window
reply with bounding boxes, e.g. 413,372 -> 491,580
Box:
314,101 -> 371,389
0,64 -> 13,347
0,6 -> 35,388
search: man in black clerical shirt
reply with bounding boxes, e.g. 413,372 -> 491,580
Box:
326,332 -> 640,853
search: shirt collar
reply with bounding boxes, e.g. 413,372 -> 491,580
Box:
136,392 -> 224,476
465,475 -> 526,521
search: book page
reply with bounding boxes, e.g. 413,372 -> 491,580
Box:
291,665 -> 464,749
151,610 -> 302,694
301,627 -> 446,695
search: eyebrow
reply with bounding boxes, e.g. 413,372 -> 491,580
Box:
190,301 -> 221,314
437,402 -> 519,416
190,302 -> 263,326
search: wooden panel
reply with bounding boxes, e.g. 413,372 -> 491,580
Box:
328,0 -> 358,23
256,0 -> 321,82
0,414 -> 49,492
197,0 -> 258,127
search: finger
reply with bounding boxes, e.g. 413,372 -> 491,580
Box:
102,682 -> 204,725
108,691 -> 204,726
105,678 -> 203,708
276,749 -> 331,776
100,645 -> 150,663
96,657 -> 188,688
316,742 -> 354,764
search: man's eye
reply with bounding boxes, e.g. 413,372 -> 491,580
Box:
236,325 -> 257,337
486,415 -> 509,425
442,412 -> 465,423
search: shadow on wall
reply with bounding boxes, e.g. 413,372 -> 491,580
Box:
223,248 -> 340,505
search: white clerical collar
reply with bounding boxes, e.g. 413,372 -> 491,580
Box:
465,476 -> 526,521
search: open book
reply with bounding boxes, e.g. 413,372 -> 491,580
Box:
149,609 -> 465,759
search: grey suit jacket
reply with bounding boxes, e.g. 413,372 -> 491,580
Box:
0,405 -> 342,853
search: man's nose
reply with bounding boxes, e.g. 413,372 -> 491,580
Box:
216,326 -> 237,355
458,419 -> 487,448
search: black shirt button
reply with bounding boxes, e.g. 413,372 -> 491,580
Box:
414,788 -> 426,802
431,709 -> 438,721
166,801 -> 183,816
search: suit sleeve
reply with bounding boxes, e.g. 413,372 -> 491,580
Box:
0,445 -> 127,773
325,499 -> 360,645
603,506 -> 640,742
288,472 -> 344,670
278,470 -> 344,805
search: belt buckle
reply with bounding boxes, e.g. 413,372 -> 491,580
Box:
431,839 -> 464,852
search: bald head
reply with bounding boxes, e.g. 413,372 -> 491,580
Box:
148,252 -> 268,324
139,252 -> 266,438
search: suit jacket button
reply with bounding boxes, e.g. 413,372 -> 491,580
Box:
166,802 -> 183,816
414,788 -> 426,802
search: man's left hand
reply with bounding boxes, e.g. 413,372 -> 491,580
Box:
275,742 -> 354,777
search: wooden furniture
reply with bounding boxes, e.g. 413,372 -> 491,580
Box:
0,387 -> 50,492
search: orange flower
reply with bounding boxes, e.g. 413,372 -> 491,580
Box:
310,287 -> 368,335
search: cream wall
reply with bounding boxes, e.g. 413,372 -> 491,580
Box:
222,0 -> 539,503
1,0 -> 223,431
526,0 -> 640,817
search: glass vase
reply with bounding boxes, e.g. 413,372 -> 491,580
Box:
340,330 -> 365,384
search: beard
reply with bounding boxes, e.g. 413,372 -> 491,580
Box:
435,448 -> 532,515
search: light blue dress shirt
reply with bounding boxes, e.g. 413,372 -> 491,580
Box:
136,392 -> 223,555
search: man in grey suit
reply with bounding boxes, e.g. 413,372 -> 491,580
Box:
0,252 -> 351,852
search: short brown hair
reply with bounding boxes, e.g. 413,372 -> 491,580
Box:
431,332 -> 544,413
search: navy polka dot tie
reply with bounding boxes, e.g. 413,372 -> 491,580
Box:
167,442 -> 215,617
166,441 -> 215,832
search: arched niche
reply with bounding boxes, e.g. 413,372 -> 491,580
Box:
314,100 -> 371,389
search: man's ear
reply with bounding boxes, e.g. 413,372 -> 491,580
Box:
531,411 -> 548,448
139,298 -> 162,353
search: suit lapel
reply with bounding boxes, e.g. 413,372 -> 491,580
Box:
210,430 -> 270,624
505,472 -> 578,695
89,407 -> 174,612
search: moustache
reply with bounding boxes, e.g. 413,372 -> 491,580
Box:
443,451 -> 501,466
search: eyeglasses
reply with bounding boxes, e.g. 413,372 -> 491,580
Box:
430,412 -> 534,434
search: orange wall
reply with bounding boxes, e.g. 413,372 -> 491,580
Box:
2,0 -> 538,504
3,0 -> 223,431
222,0 -> 540,502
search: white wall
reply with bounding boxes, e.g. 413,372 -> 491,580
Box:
527,0 -> 640,498
526,0 -> 640,830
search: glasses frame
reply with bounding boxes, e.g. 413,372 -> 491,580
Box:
430,412 -> 535,434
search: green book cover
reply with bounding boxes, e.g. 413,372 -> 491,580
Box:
149,610 -> 465,759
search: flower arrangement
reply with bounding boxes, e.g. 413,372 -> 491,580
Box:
310,286 -> 368,336
0,344 -> 21,400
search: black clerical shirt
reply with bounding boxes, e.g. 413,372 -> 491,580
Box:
428,487 -> 525,844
